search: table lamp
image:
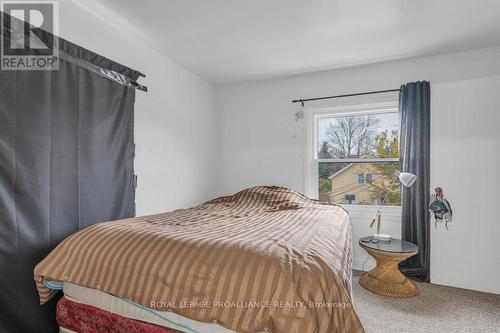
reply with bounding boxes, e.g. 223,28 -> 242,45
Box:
369,170 -> 417,241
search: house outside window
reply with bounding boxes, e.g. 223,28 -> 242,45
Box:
306,101 -> 401,210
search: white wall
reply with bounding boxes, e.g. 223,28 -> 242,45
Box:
58,1 -> 219,215
216,47 -> 500,293
430,76 -> 500,294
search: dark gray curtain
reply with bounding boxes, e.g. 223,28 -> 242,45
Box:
0,14 -> 137,333
398,81 -> 430,282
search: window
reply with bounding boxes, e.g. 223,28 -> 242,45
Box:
357,173 -> 373,185
344,194 -> 356,204
307,101 -> 401,208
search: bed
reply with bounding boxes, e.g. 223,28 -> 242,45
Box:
35,186 -> 364,333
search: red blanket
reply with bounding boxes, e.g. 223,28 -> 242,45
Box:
57,297 -> 174,333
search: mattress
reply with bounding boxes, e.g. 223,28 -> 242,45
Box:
63,282 -> 235,333
36,186 -> 363,333
56,296 -> 174,333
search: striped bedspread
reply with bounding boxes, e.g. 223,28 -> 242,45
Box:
35,186 -> 364,333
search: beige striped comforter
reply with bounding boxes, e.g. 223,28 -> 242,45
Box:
35,186 -> 364,333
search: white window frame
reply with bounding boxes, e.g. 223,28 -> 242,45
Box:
304,101 -> 402,215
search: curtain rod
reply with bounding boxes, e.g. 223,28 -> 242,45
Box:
292,88 -> 400,106
1,25 -> 147,92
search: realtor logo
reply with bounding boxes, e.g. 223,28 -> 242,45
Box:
1,0 -> 59,70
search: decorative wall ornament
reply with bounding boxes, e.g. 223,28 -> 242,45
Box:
429,187 -> 452,229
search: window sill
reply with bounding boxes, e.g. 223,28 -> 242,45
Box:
340,204 -> 402,216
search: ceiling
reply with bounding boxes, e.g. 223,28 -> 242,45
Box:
92,0 -> 500,84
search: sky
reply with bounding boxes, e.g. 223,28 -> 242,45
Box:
318,112 -> 400,146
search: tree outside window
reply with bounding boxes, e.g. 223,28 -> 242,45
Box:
317,111 -> 400,206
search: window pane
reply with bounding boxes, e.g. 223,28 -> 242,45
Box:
366,173 -> 373,184
344,194 -> 356,204
318,112 -> 399,159
318,161 -> 401,206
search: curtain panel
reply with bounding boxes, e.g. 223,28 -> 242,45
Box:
0,13 -> 138,333
398,81 -> 431,282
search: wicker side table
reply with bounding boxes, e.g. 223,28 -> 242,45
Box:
358,237 -> 419,298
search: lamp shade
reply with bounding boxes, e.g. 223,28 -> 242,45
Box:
396,171 -> 417,187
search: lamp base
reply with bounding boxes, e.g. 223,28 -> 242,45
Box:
373,233 -> 392,241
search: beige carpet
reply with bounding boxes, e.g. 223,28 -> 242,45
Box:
352,271 -> 500,333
